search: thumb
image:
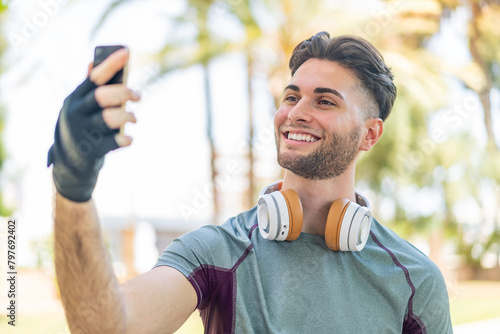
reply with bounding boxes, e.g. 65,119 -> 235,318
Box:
87,62 -> 93,77
90,48 -> 129,86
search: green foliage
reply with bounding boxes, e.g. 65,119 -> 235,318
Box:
358,0 -> 500,271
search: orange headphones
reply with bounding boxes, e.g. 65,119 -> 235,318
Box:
257,181 -> 372,251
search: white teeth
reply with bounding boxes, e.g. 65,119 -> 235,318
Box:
287,132 -> 318,142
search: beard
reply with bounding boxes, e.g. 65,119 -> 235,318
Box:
276,125 -> 362,180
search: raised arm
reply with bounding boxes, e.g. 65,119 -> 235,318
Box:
54,195 -> 197,333
50,50 -> 197,333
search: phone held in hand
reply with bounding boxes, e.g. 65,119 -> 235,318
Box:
93,45 -> 129,135
93,45 -> 129,85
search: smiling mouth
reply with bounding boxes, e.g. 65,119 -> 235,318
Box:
285,131 -> 320,143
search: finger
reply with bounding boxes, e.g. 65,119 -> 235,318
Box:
88,113 -> 117,136
94,85 -> 140,108
71,77 -> 100,101
114,133 -> 133,147
102,108 -> 137,130
93,134 -> 120,157
89,48 -> 128,86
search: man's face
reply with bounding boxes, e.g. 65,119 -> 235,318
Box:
274,58 -> 367,180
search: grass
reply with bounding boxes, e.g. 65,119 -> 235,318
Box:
1,281 -> 498,333
448,280 -> 500,325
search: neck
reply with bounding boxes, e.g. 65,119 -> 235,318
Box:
281,167 -> 357,235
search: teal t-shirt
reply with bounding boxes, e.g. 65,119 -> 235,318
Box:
155,207 -> 453,333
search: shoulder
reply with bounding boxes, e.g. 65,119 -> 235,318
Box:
368,219 -> 438,272
180,206 -> 258,248
155,207 -> 259,271
368,219 -> 452,332
366,219 -> 448,298
220,206 -> 260,243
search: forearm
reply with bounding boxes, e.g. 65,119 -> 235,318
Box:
54,193 -> 126,333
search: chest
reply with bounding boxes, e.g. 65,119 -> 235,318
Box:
233,239 -> 410,333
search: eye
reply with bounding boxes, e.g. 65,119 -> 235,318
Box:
284,95 -> 299,103
318,99 -> 336,106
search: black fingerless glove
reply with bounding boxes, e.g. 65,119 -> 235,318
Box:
47,78 -> 119,202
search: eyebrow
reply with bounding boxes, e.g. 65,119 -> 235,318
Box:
284,84 -> 345,101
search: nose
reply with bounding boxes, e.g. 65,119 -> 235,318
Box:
287,99 -> 313,123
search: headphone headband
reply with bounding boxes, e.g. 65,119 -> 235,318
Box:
355,192 -> 370,209
259,180 -> 283,197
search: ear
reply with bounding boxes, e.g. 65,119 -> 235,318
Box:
359,118 -> 383,152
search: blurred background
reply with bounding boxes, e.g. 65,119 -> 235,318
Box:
0,0 -> 499,332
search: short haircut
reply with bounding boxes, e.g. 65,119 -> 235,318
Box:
289,32 -> 397,121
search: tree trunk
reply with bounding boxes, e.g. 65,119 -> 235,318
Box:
468,0 -> 497,150
245,54 -> 255,209
202,63 -> 219,224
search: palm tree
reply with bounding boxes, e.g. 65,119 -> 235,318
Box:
418,0 -> 500,273
375,0 -> 500,273
94,0 -> 262,223
222,0 -> 263,209
464,0 -> 499,150
445,0 -> 500,269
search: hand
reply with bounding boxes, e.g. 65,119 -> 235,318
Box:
48,48 -> 140,202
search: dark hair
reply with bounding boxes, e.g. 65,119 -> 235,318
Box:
289,32 -> 397,121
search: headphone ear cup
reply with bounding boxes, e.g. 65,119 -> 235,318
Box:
348,206 -> 372,251
257,193 -> 281,240
325,199 -> 350,251
280,189 -> 303,241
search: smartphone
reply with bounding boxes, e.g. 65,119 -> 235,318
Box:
93,45 -> 129,134
93,45 -> 128,85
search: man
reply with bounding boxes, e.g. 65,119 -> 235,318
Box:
48,32 -> 453,333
